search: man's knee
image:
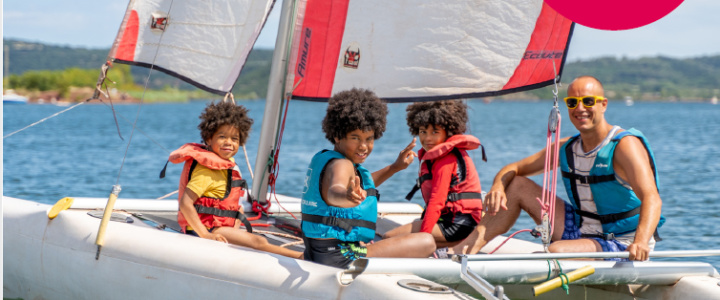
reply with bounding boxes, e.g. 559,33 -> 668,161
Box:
505,176 -> 541,203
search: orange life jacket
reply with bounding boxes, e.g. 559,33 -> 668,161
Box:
406,135 -> 486,222
168,143 -> 250,233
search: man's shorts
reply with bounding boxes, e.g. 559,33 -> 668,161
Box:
303,237 -> 368,268
437,212 -> 478,242
561,202 -> 628,260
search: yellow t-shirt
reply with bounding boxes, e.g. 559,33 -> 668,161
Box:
185,158 -> 235,199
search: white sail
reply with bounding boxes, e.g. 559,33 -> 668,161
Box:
287,0 -> 574,101
108,0 -> 276,95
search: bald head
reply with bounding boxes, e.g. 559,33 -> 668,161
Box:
567,76 -> 604,98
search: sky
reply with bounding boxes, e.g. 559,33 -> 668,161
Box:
2,0 -> 719,62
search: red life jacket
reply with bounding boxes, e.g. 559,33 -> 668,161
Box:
406,135 -> 486,223
168,143 -> 250,233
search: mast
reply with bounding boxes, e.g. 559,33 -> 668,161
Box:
252,0 -> 295,204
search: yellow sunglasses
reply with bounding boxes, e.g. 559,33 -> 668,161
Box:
563,95 -> 606,109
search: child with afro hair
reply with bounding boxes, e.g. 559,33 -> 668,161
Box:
167,101 -> 302,259
384,100 -> 486,253
301,88 -> 436,268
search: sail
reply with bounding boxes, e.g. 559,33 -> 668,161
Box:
287,0 -> 574,102
108,0 -> 276,95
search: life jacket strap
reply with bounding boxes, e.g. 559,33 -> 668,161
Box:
193,204 -> 253,233
231,179 -> 248,189
575,206 -> 641,224
366,188 -> 380,201
447,192 -> 484,202
405,174 -> 432,201
301,213 -> 376,233
580,232 -> 616,241
581,228 -> 662,242
561,171 -> 616,184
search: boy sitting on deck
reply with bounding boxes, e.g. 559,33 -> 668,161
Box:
167,101 -> 302,259
301,88 -> 436,268
384,100 -> 486,251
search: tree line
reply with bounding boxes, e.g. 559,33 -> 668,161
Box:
3,39 -> 719,101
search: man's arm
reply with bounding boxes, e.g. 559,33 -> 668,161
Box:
613,136 -> 662,261
372,138 -> 417,187
322,159 -> 367,208
485,137 -> 570,215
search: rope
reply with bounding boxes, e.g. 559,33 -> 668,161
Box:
252,0 -> 301,218
96,98 -> 170,153
266,94 -> 297,220
3,100 -> 89,139
544,259 -> 569,294
252,229 -> 302,241
559,273 -> 570,294
113,0 -> 176,185
156,190 -> 178,200
532,66 -> 563,249
488,229 -> 533,254
242,145 -> 254,179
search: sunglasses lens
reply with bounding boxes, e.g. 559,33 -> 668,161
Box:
582,97 -> 597,107
566,98 -> 578,108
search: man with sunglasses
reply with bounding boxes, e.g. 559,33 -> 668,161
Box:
455,76 -> 664,261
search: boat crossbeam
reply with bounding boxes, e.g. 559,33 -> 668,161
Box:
453,250 -> 720,261
458,255 -> 509,300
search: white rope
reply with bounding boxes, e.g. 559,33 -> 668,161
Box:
242,145 -> 254,180
3,101 -> 87,139
156,190 -> 178,200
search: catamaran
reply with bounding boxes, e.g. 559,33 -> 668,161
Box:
4,0 -> 720,299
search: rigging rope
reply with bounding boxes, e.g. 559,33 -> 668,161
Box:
113,0 -> 177,185
266,94 -> 298,219
252,0 -> 302,220
3,100 -> 89,139
488,68 -> 563,253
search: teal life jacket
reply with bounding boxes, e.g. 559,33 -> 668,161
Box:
559,128 -> 665,235
301,150 -> 379,242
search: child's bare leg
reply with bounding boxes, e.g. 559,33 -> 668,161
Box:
367,232 -> 435,258
382,219 -> 422,239
214,227 -> 303,259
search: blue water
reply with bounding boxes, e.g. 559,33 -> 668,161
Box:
4,100 -> 720,269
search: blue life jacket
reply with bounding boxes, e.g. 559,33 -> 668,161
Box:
559,128 -> 665,235
301,150 -> 379,242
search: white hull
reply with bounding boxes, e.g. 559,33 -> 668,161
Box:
4,196 -> 720,300
3,94 -> 28,104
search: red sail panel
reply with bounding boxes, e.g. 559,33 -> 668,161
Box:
502,3 -> 573,90
291,0 -> 351,99
115,10 -> 140,62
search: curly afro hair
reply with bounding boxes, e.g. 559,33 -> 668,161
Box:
198,101 -> 253,146
322,88 -> 388,144
406,100 -> 468,136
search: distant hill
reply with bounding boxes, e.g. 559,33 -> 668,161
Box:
4,39 -> 719,100
3,39 -> 274,99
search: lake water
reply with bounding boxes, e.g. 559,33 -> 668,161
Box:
3,99 -> 719,269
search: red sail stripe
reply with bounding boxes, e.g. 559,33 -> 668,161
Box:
292,0 -> 351,98
115,10 -> 140,61
502,3 -> 573,90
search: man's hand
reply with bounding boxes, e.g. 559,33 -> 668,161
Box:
627,241 -> 650,261
484,187 -> 508,216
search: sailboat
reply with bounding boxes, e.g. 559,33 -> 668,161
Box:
4,0 -> 720,299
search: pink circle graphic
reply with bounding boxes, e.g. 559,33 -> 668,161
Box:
544,0 -> 685,31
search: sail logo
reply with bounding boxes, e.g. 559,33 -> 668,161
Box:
343,44 -> 360,69
523,50 -> 564,59
296,28 -> 312,78
151,12 -> 169,32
